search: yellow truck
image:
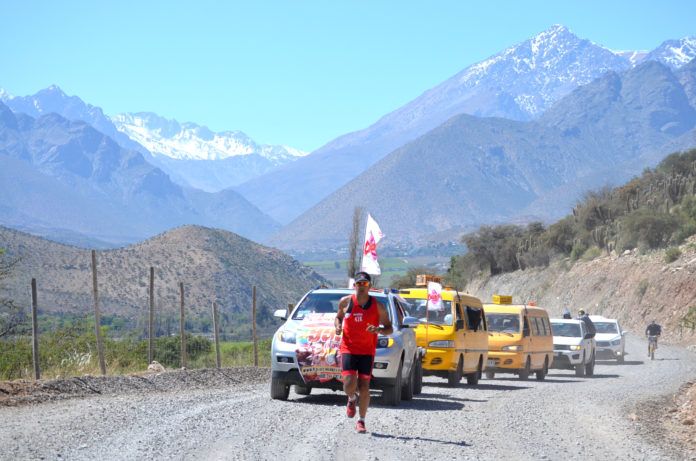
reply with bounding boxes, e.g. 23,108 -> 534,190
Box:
483,296 -> 553,380
399,277 -> 488,386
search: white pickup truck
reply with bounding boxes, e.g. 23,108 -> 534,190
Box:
550,319 -> 597,376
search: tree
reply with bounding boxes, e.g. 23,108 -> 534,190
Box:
347,206 -> 364,280
0,249 -> 26,338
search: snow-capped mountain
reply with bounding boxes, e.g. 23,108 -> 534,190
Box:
111,112 -> 307,191
0,85 -> 155,156
112,112 -> 305,162
238,25 -> 696,225
642,36 -> 696,69
0,85 -> 308,192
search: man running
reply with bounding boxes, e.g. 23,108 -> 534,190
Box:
334,271 -> 393,433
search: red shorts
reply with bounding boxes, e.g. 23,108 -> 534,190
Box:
341,353 -> 374,380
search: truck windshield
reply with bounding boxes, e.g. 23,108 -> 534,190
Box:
292,292 -> 392,322
406,298 -> 453,325
551,322 -> 581,337
487,313 -> 521,333
594,322 -> 618,334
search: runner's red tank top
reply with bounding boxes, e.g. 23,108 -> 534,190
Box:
340,294 -> 380,355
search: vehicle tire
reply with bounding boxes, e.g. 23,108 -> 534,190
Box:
574,352 -> 586,377
270,376 -> 290,400
485,370 -> 495,379
467,358 -> 482,385
383,358 -> 403,406
617,354 -> 624,363
518,357 -> 531,380
447,356 -> 463,386
535,357 -> 548,381
413,356 -> 423,395
294,384 -> 312,395
585,353 -> 595,376
401,357 -> 415,401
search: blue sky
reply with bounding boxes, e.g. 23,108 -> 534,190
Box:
1,1 -> 694,152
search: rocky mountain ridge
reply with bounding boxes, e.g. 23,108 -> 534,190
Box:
267,60 -> 696,250
238,26 -> 696,225
0,101 -> 281,246
0,86 -> 307,192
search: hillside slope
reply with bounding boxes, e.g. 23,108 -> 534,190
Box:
468,237 -> 696,347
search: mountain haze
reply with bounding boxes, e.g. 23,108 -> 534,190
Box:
0,103 -> 280,246
0,86 -> 308,193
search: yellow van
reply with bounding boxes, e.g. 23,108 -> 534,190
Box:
399,277 -> 488,386
483,296 -> 553,380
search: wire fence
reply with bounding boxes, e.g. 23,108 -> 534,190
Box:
0,251 -> 287,381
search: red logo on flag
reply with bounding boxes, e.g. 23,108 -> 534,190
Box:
428,289 -> 441,304
363,233 -> 377,259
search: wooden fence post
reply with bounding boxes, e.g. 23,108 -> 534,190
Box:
31,278 -> 40,380
212,301 -> 221,368
149,266 -> 154,364
253,285 -> 258,367
180,282 -> 187,369
91,250 -> 106,375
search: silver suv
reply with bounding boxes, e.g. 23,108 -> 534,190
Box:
590,315 -> 627,363
270,287 -> 424,406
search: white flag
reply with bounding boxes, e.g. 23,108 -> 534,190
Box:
427,281 -> 444,311
360,214 -> 384,275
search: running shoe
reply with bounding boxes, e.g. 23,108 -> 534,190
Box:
346,396 -> 357,418
356,420 -> 366,433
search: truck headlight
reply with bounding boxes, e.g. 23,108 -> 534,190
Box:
429,340 -> 454,348
279,330 -> 296,344
569,345 -> 582,351
501,345 -> 522,351
377,338 -> 394,348
611,339 -> 621,346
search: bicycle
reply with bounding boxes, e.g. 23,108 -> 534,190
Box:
647,335 -> 659,360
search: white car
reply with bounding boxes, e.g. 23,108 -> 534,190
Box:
550,318 -> 596,376
589,315 -> 627,363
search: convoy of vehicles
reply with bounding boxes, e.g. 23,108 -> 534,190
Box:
589,315 -> 627,363
270,287 -> 424,406
270,277 -> 635,403
550,318 -> 597,376
483,296 -> 554,380
398,277 -> 489,386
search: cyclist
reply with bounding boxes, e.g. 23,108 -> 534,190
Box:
645,320 -> 662,356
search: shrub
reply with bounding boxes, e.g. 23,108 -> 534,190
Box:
570,242 -> 587,261
635,279 -> 649,299
619,209 -> 681,250
581,246 -> 602,261
665,247 -> 682,263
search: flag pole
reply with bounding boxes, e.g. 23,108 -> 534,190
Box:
425,292 -> 429,352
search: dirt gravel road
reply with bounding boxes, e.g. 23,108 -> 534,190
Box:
2,336 -> 695,461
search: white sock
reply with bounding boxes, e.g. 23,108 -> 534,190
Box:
348,394 -> 357,402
